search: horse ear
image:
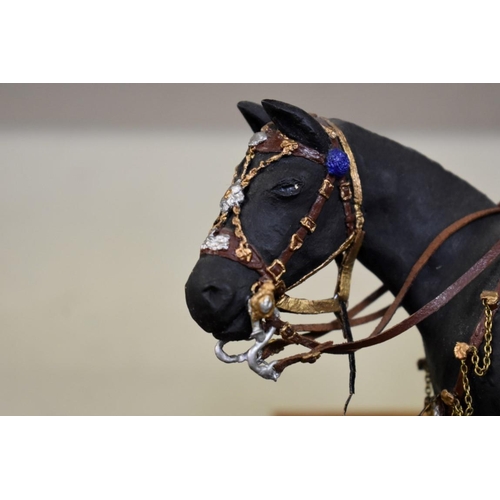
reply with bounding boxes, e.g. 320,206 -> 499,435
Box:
237,101 -> 271,132
261,99 -> 330,154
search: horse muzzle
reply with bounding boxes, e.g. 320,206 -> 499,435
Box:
185,255 -> 257,340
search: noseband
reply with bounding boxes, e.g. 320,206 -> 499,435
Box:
200,117 -> 365,381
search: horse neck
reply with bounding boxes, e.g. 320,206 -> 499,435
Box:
335,119 -> 499,315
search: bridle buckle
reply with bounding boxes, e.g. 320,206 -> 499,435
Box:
267,259 -> 286,281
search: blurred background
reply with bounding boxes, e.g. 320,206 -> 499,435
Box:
1,83 -> 499,415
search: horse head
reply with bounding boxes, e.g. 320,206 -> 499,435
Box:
185,100 -> 361,346
185,99 -> 500,413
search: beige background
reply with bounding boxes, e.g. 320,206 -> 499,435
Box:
0,84 -> 499,415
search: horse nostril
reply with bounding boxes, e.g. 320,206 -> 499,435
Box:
201,283 -> 235,313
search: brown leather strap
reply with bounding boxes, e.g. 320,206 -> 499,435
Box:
273,342 -> 335,373
261,286 -> 388,359
345,285 -> 389,317
369,206 -> 500,340
277,208 -> 500,353
277,174 -> 337,269
273,238 -> 500,373
469,291 -> 500,348
325,237 -> 500,354
338,176 -> 356,236
253,127 -> 341,165
201,227 -> 269,275
261,307 -> 389,360
266,206 -> 500,375
297,307 -> 389,334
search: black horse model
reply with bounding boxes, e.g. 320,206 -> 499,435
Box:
185,99 -> 500,416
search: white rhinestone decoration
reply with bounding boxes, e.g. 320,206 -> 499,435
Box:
220,180 -> 245,213
201,231 -> 230,251
248,131 -> 267,146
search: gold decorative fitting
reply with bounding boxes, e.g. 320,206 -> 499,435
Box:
280,139 -> 299,154
481,290 -> 499,306
440,389 -> 456,407
454,342 -> 470,360
319,179 -> 334,199
340,184 -> 353,201
279,323 -> 295,341
300,216 -> 317,233
289,233 -> 304,251
235,247 -> 252,262
301,351 -> 321,363
249,281 -> 276,322
267,259 -> 286,281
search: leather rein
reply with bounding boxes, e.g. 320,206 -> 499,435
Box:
266,207 -> 500,373
200,116 -> 500,390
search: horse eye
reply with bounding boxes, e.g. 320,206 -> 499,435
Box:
271,180 -> 303,198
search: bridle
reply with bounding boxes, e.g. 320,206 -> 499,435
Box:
200,115 -> 500,402
200,117 -> 364,381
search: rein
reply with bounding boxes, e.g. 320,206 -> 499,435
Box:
266,212 -> 500,373
199,115 -> 500,390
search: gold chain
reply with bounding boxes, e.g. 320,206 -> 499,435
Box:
419,363 -> 435,416
211,136 -> 299,261
457,359 -> 474,415
452,291 -> 497,416
470,296 -> 495,376
231,138 -> 299,262
241,140 -> 298,188
452,398 -> 463,416
424,367 -> 433,405
449,358 -> 474,416
240,147 -> 256,181
212,211 -> 228,231
232,205 -> 252,262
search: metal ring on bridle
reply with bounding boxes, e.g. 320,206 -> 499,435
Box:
214,300 -> 280,381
